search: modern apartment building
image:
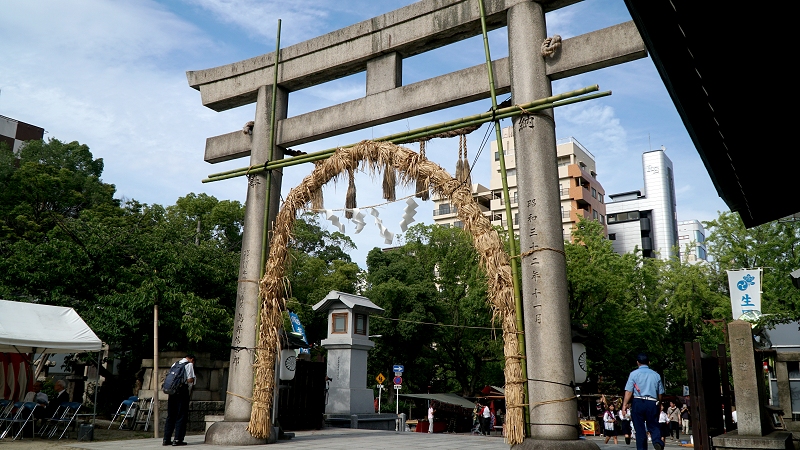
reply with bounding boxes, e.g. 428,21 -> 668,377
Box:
0,115 -> 44,154
677,219 -> 707,263
432,126 -> 606,241
605,148 -> 679,260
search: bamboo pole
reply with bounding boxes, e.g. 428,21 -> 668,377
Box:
261,19 -> 282,279
204,86 -> 598,181
477,0 -> 529,435
202,89 -> 609,183
153,302 -> 159,439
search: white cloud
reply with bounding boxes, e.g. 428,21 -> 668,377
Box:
181,0 -> 329,44
557,104 -> 628,155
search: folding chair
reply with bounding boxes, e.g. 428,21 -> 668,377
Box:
0,402 -> 38,440
0,401 -> 20,438
108,396 -> 138,430
0,400 -> 13,423
39,403 -> 69,438
46,402 -> 81,439
133,397 -> 153,431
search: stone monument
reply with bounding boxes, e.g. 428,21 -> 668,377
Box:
712,320 -> 793,450
313,291 -> 395,430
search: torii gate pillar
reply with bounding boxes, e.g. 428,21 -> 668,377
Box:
508,2 -> 597,448
205,85 -> 287,445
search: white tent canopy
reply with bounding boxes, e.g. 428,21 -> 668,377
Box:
0,299 -> 102,353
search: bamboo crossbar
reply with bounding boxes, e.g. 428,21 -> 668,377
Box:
202,86 -> 609,183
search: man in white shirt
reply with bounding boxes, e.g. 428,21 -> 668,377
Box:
427,402 -> 436,433
481,403 -> 491,435
162,354 -> 196,446
23,381 -> 49,405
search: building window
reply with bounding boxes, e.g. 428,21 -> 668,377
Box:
591,187 -> 597,199
600,214 -> 605,224
454,221 -> 464,229
607,211 -> 640,224
354,313 -> 367,335
332,313 -> 348,334
514,213 -> 519,225
593,210 -> 598,220
598,193 -> 604,203
608,233 -> 616,240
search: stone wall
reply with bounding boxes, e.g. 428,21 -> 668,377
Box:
137,351 -> 228,432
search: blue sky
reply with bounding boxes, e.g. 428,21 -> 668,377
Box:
0,0 -> 728,267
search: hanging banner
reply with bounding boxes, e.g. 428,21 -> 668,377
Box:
288,311 -> 310,354
726,268 -> 762,320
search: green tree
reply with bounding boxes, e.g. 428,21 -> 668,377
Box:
365,224 -> 503,396
285,213 -> 361,347
704,211 -> 800,317
0,138 -> 118,242
565,218 -> 665,391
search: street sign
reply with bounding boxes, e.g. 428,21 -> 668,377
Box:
393,376 -> 402,385
394,385 -> 401,390
376,373 -> 386,384
393,364 -> 404,373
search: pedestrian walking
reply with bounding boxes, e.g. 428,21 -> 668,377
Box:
658,403 -> 669,446
162,354 -> 196,446
481,402 -> 491,435
603,403 -> 619,445
619,403 -> 633,445
428,402 -> 436,433
621,353 -> 665,450
680,403 -> 690,435
667,400 -> 681,440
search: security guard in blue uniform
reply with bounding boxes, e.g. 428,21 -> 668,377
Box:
621,353 -> 665,450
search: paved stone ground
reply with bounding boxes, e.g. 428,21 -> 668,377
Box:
0,428 -> 694,449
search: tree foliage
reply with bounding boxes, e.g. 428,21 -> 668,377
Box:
565,218 -> 728,394
285,213 -> 361,348
704,211 -> 800,317
364,224 -> 503,396
0,139 -> 242,407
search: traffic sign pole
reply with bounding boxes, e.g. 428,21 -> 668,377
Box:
377,384 -> 383,412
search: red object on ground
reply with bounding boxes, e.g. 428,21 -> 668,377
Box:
414,420 -> 447,433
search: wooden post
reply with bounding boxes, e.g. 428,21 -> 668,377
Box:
153,303 -> 159,439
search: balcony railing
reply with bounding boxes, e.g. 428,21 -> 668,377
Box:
433,207 -> 458,216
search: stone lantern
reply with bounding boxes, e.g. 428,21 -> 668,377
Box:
312,291 -> 383,416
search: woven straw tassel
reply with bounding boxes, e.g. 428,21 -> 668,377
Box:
345,166 -> 356,219
461,135 -> 472,191
415,140 -> 430,200
455,137 -> 464,184
310,161 -> 324,210
382,162 -> 396,201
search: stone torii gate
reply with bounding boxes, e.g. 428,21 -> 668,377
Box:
187,0 -> 646,447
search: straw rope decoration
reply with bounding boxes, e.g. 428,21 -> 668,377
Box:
250,140 -> 524,444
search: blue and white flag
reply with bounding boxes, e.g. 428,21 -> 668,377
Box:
288,311 -> 310,354
726,269 -> 762,320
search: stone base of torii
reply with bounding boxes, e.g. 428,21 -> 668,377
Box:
188,0 -> 646,446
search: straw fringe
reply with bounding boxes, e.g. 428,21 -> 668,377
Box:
309,161 -> 324,209
461,135 -> 472,190
252,140 -> 524,445
345,167 -> 356,219
382,161 -> 396,201
415,140 -> 430,200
